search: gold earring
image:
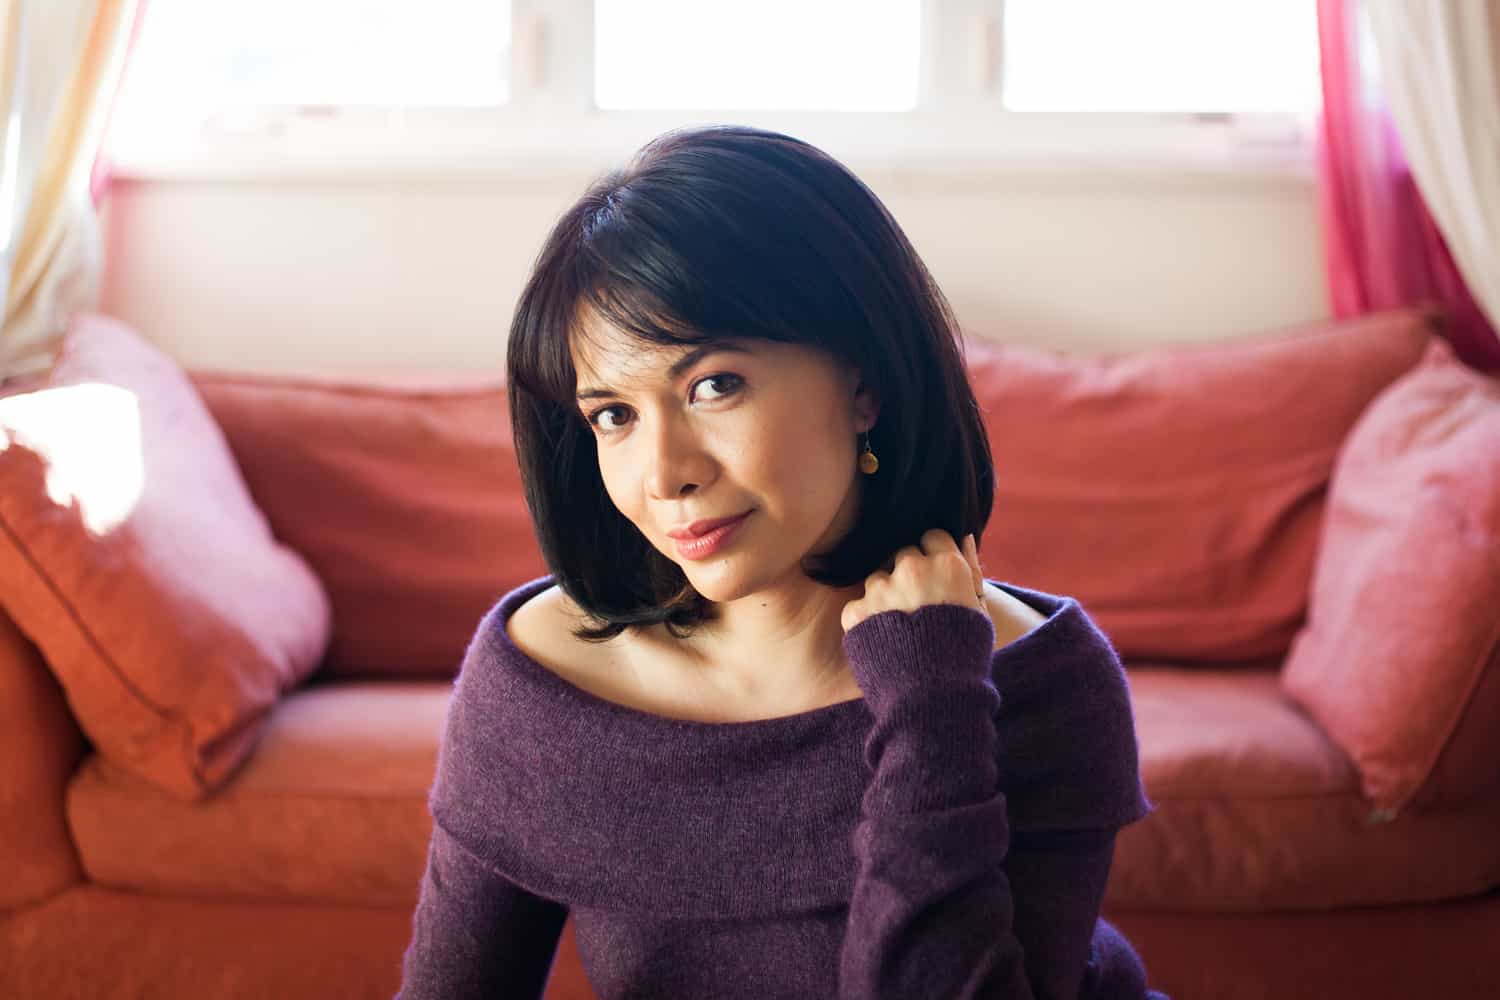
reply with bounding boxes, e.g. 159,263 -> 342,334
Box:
858,432 -> 879,475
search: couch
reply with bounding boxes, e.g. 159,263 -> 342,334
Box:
2,308 -> 1497,1000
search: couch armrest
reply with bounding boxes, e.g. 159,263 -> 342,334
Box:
0,609 -> 87,912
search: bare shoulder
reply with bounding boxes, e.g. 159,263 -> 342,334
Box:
504,585 -> 619,680
507,586 -> 746,719
981,581 -> 1049,651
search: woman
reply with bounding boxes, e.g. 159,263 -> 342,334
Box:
397,124 -> 1166,999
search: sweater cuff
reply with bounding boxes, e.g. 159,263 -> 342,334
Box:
842,603 -> 1000,814
841,602 -> 996,708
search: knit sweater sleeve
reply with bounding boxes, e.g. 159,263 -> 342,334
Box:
837,601 -> 1127,1000
395,613 -> 570,1000
395,818 -> 568,1000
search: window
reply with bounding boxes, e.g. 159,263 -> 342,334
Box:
1002,0 -> 1321,113
105,1 -> 1321,180
593,0 -> 921,111
115,0 -> 511,121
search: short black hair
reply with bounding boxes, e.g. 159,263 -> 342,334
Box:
506,124 -> 993,641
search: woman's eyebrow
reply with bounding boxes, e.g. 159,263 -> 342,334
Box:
575,343 -> 750,401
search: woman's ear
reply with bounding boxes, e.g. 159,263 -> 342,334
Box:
850,372 -> 880,432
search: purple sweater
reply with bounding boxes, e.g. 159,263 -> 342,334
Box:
397,575 -> 1166,999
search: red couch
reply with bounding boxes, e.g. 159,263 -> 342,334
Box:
3,308 -> 1497,999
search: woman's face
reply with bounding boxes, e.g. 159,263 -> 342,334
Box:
570,313 -> 879,604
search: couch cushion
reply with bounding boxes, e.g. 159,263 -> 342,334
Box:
66,679 -> 446,907
0,608 -> 87,910
967,307 -> 1438,665
68,667 -> 1500,915
0,314 -> 331,801
1,884 -> 423,1000
1281,336 -> 1500,817
1108,664 -> 1500,911
0,370 -> 89,910
190,370 -> 547,679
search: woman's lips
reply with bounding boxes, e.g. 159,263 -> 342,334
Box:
672,510 -> 752,560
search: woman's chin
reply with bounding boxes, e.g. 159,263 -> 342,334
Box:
679,562 -> 746,603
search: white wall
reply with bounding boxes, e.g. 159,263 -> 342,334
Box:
98,163 -> 1330,375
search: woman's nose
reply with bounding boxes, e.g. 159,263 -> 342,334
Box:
644,414 -> 714,500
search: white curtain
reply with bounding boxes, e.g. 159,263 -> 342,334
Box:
1364,0 -> 1500,333
0,0 -> 139,381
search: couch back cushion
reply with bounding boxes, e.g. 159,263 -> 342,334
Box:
0,314 -> 331,801
0,607 -> 87,911
0,369 -> 86,911
191,371 -> 547,678
967,307 -> 1438,664
1281,335 -> 1500,817
193,309 -> 1437,677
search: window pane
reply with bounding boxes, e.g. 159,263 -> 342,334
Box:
1003,0 -> 1320,113
119,0 -> 510,111
595,0 -> 920,111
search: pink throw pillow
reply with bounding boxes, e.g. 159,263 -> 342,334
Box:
966,307 -> 1437,664
1281,335 -> 1500,817
0,314 -> 331,801
189,370 -> 547,678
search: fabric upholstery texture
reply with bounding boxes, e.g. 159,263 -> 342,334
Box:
966,307 -> 1438,665
1281,336 -> 1500,816
60,668 -> 1500,920
190,369 -> 547,678
0,610 -> 87,910
1112,663 -> 1500,911
66,679 -> 444,906
0,314 -> 330,800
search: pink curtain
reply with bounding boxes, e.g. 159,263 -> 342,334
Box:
1314,0 -> 1500,373
88,0 -> 150,206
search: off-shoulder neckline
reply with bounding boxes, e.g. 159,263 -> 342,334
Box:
482,574 -> 1078,736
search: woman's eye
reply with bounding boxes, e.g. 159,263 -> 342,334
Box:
582,373 -> 741,431
696,373 -> 744,401
588,406 -> 630,431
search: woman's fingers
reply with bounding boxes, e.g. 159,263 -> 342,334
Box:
962,533 -> 984,595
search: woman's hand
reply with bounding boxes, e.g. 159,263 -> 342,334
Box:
840,529 -> 987,633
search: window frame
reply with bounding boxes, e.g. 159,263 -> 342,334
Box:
103,0 -> 1318,185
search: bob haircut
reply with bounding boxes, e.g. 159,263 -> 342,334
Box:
506,124 -> 994,642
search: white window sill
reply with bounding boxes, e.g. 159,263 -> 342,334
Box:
103,108 -> 1318,191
